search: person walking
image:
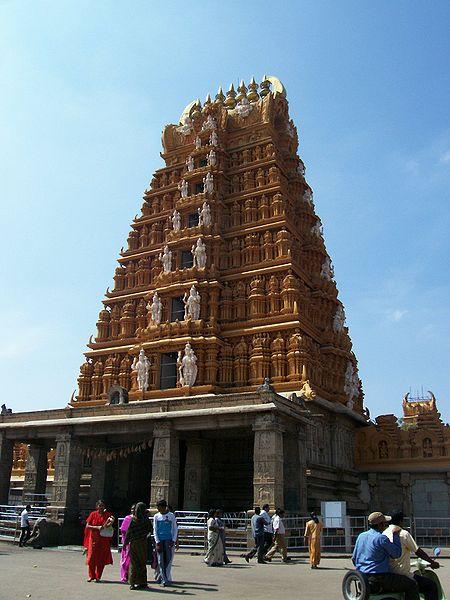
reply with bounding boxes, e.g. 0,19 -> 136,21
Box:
119,504 -> 135,583
352,511 -> 420,600
216,509 -> 232,564
83,500 -> 115,582
265,508 -> 289,563
124,502 -> 152,590
153,499 -> 178,587
386,511 -> 440,600
304,512 -> 323,569
244,506 -> 266,563
204,509 -> 224,567
260,503 -> 273,555
19,504 -> 32,547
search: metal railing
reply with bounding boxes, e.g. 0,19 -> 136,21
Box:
0,504 -> 47,542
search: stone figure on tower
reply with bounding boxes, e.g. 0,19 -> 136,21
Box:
192,238 -> 207,269
195,136 -> 201,150
178,342 -> 198,387
147,291 -> 163,325
172,209 -> 181,232
183,285 -> 201,320
202,114 -> 217,131
178,179 -> 189,198
209,131 -> 218,146
131,349 -> 151,391
198,202 -> 212,227
207,149 -> 217,167
333,304 -> 346,332
159,245 -> 172,273
235,96 -> 253,118
203,172 -> 214,194
320,257 -> 334,281
344,361 -> 359,409
186,155 -> 194,172
311,219 -> 323,238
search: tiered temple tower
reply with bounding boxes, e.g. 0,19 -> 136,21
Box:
74,76 -> 363,414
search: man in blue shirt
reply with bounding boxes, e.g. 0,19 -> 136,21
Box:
352,511 -> 420,600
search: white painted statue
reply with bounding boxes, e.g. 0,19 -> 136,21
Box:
198,202 -> 212,227
177,116 -> 193,136
131,349 -> 151,391
303,189 -> 313,207
192,237 -> 207,269
235,97 -> 253,118
172,209 -> 181,232
311,219 -> 323,238
344,361 -> 359,408
178,179 -> 189,198
320,256 -> 334,281
159,245 -> 172,273
183,284 -> 201,320
195,136 -> 201,150
203,172 -> 214,194
178,342 -> 198,387
333,304 -> 346,333
202,114 -> 217,131
147,291 -> 163,325
186,155 -> 194,172
209,130 -> 218,146
207,149 -> 217,167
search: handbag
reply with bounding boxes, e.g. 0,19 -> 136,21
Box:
100,526 -> 114,538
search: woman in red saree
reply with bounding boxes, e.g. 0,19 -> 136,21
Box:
84,500 -> 115,582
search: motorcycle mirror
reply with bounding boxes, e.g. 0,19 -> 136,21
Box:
434,547 -> 441,557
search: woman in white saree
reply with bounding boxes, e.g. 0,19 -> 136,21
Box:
204,509 -> 224,567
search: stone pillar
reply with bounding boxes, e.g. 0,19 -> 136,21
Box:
283,432 -> 301,511
23,444 -> 48,501
252,414 -> 284,509
51,434 -> 82,520
150,426 -> 180,508
183,439 -> 209,510
88,457 -> 107,509
0,433 -> 14,504
400,472 -> 412,516
298,427 -> 308,514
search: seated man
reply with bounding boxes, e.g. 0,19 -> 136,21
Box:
386,511 -> 439,600
352,511 -> 420,600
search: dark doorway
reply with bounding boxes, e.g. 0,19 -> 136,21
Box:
181,250 -> 193,269
188,212 -> 199,228
160,352 -> 178,390
171,297 -> 185,321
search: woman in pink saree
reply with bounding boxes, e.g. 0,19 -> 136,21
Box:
120,505 -> 135,583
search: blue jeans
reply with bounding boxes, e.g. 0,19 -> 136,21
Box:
155,540 -> 173,584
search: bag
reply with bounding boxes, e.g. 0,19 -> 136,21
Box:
100,526 -> 114,538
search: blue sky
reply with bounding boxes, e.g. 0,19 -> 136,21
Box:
1,0 -> 449,421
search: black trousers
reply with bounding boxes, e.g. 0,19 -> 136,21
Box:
368,573 -> 420,600
246,533 -> 265,562
414,574 -> 439,600
262,532 -> 273,555
19,526 -> 31,546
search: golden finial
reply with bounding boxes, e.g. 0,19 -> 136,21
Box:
204,93 -> 212,106
224,83 -> 237,108
215,86 -> 225,104
259,75 -> 270,97
236,79 -> 247,103
247,76 -> 259,102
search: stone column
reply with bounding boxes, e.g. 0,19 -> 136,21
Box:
51,434 -> 82,520
0,433 -> 14,504
252,414 -> 284,509
88,456 -> 107,509
23,443 -> 48,501
183,439 -> 209,510
298,427 -> 308,514
283,432 -> 301,511
400,472 -> 412,516
150,425 -> 179,508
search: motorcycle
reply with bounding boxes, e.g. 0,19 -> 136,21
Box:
342,548 -> 446,600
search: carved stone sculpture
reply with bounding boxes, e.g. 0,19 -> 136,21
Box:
178,179 -> 188,198
186,155 -> 194,172
147,291 -> 163,325
131,349 -> 151,391
202,114 -> 216,131
178,342 -> 198,387
207,149 -> 217,167
192,238 -> 207,269
344,361 -> 359,408
235,96 -> 253,118
203,172 -> 214,194
198,202 -> 212,227
303,189 -> 313,207
195,136 -> 201,150
177,116 -> 193,136
183,285 -> 201,320
333,304 -> 346,332
311,219 -> 323,237
172,209 -> 181,232
209,131 -> 218,146
159,245 -> 172,273
320,257 -> 334,281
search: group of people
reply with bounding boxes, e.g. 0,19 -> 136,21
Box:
242,505 -> 323,568
353,510 -> 440,600
83,499 -> 178,590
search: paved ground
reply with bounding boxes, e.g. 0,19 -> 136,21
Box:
0,543 -> 448,600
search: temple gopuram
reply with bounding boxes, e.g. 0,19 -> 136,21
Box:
356,392 -> 450,518
1,76 -> 368,538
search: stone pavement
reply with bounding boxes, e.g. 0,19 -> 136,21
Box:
0,544 -> 448,600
